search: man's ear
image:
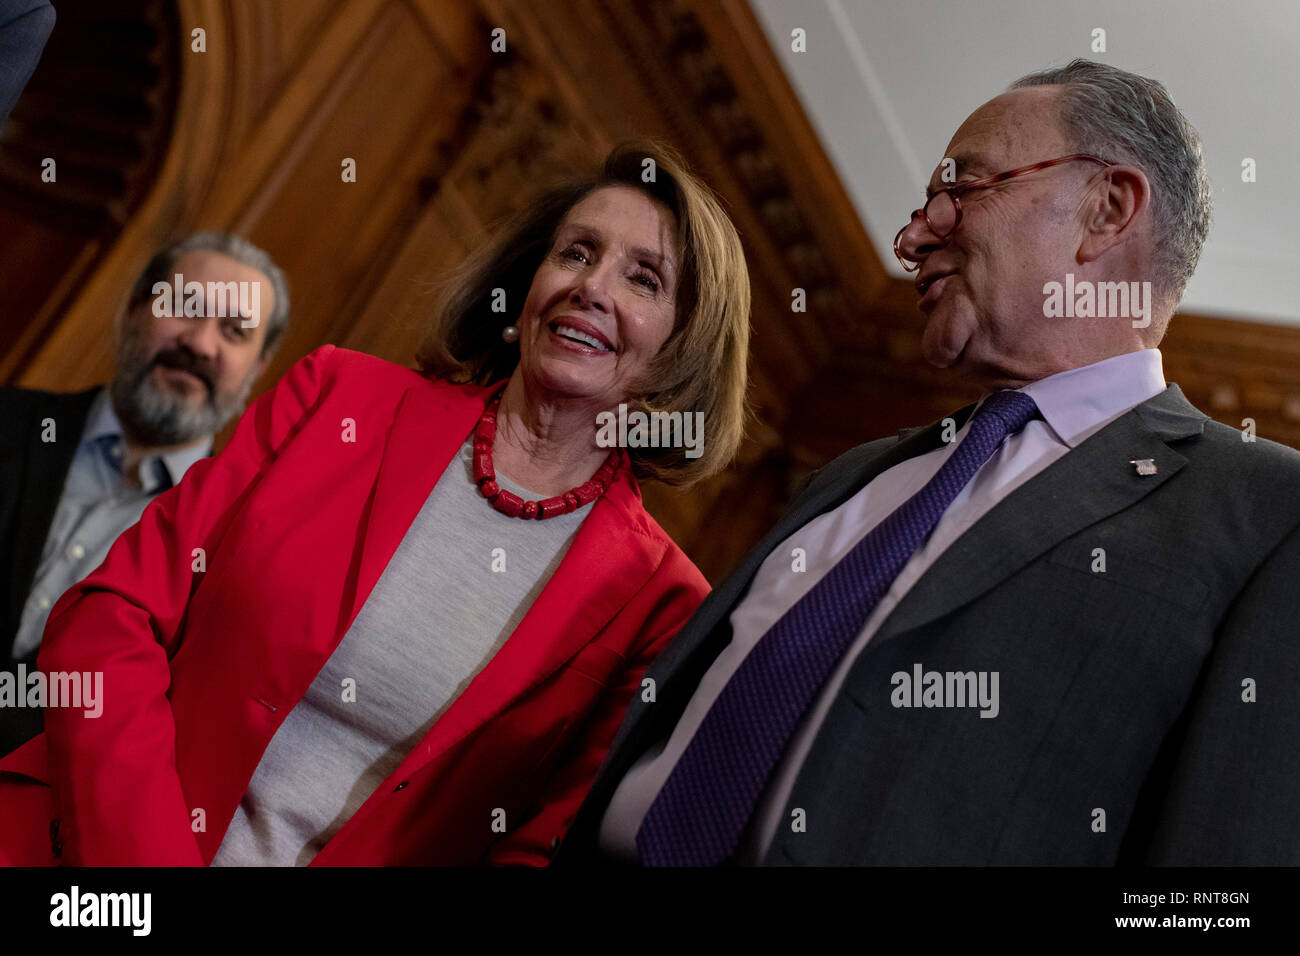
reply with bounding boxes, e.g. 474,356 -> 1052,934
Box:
1077,163 -> 1150,264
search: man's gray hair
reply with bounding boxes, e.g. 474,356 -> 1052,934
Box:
124,231 -> 291,353
1010,59 -> 1211,306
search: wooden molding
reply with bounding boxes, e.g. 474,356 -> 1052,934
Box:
6,0 -> 1299,582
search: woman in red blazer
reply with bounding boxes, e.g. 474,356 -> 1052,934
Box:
0,140 -> 751,866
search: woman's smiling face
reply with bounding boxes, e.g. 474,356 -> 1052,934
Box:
514,185 -> 680,407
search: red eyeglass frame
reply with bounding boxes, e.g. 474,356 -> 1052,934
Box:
893,153 -> 1115,272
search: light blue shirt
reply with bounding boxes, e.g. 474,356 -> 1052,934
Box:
10,388 -> 212,661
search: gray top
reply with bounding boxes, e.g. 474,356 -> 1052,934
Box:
12,388 -> 211,661
212,437 -> 591,866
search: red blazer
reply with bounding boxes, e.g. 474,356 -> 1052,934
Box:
0,345 -> 709,866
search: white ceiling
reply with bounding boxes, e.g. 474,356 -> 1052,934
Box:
750,0 -> 1300,325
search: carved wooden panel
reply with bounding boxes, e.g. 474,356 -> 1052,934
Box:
0,0 -> 178,374
4,0 -> 1297,583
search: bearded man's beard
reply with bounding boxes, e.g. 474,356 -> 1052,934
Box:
109,329 -> 256,446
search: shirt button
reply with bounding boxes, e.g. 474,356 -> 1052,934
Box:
37,595 -> 51,610
68,543 -> 86,560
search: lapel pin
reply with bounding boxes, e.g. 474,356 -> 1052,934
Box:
1129,458 -> 1157,476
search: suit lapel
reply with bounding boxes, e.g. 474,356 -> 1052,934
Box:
871,384 -> 1207,645
4,386 -> 98,659
342,378 -> 490,629
396,471 -> 659,781
600,405 -> 982,771
690,403 -> 980,672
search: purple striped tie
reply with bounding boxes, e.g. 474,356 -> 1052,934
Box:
636,390 -> 1041,866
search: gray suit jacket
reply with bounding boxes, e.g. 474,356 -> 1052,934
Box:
553,384 -> 1300,865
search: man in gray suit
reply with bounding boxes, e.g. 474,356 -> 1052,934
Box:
552,59 -> 1300,866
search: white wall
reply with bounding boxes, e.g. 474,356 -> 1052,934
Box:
750,0 -> 1300,324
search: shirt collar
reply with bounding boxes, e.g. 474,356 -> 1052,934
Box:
981,348 -> 1167,449
83,387 -> 214,490
80,387 -> 122,445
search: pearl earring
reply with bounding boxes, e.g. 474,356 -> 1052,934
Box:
501,325 -> 519,343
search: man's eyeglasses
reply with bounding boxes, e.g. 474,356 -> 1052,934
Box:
893,153 -> 1115,272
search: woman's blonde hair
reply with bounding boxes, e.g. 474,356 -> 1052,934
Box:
416,140 -> 750,486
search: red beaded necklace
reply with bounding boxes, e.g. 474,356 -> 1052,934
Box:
472,391 -> 623,519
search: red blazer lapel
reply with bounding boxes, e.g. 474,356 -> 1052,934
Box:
345,376 -> 499,629
0,734 -> 47,782
380,466 -> 660,782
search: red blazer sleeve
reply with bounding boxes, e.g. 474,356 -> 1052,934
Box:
482,547 -> 708,866
37,344 -> 338,865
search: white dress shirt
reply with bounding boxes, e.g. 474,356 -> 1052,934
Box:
598,348 -> 1168,863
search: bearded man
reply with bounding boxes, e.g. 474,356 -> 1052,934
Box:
0,232 -> 290,756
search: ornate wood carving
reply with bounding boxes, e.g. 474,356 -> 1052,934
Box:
0,0 -> 179,374
3,0 -> 1296,581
